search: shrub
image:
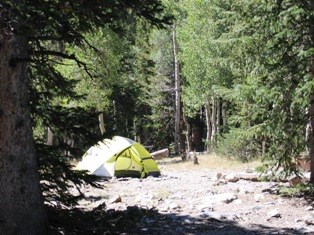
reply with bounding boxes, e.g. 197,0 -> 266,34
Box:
216,127 -> 261,162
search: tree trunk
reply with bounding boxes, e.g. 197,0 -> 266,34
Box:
309,0 -> 314,183
216,99 -> 221,136
309,95 -> 314,183
211,97 -> 217,144
98,112 -> 106,135
183,115 -> 191,154
47,127 -> 54,145
205,99 -> 212,152
173,22 -> 181,154
0,6 -> 47,233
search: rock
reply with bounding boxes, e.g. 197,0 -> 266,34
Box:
225,173 -> 239,182
254,194 -> 265,202
261,184 -> 279,194
109,195 -> 122,203
205,193 -> 237,204
200,211 -> 223,220
226,213 -> 240,221
158,204 -> 169,212
234,199 -> 243,204
236,172 -> 259,181
288,176 -> 302,187
169,202 -> 181,211
245,167 -> 255,173
211,172 -> 223,181
196,203 -> 214,212
237,185 -> 255,194
304,215 -> 314,225
267,209 -> 281,220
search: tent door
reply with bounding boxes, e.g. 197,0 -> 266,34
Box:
114,156 -> 143,178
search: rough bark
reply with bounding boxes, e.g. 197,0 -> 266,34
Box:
0,4 -> 47,234
309,0 -> 314,183
309,96 -> 314,183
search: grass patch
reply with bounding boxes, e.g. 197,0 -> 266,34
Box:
156,153 -> 262,172
279,183 -> 314,198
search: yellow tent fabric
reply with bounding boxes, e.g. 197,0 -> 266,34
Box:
76,136 -> 160,178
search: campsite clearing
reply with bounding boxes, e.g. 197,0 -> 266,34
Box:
60,154 -> 314,234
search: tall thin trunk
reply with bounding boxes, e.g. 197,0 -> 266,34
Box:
0,5 -> 47,233
216,99 -> 221,136
173,22 -> 181,154
309,95 -> 314,183
211,97 -> 217,144
98,112 -> 106,135
205,99 -> 212,152
47,127 -> 54,145
183,115 -> 191,154
222,101 -> 227,132
309,0 -> 314,183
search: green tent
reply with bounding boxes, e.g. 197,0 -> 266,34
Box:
77,136 -> 160,178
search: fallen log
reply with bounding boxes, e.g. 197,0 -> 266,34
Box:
151,148 -> 169,160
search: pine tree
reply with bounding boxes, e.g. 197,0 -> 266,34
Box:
0,0 -> 171,232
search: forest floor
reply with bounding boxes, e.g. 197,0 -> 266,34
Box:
50,154 -> 314,235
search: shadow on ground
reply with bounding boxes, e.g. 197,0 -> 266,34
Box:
48,205 -> 307,235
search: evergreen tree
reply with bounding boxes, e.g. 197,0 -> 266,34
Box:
0,0 -> 171,232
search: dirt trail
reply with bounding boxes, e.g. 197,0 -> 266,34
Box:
75,155 -> 314,234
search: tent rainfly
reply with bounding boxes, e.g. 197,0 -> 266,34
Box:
76,136 -> 161,178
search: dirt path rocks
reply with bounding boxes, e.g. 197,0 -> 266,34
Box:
77,168 -> 314,234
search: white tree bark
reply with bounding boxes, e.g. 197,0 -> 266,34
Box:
205,98 -> 212,152
216,98 -> 221,135
211,97 -> 217,144
222,101 -> 227,131
98,112 -> 106,135
47,127 -> 54,145
173,22 -> 181,154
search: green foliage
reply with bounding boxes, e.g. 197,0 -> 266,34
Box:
1,0 -> 172,207
178,0 -> 235,118
37,143 -> 102,207
216,127 -> 261,162
146,28 -> 175,148
279,183 -> 314,198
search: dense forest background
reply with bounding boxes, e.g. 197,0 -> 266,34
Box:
0,0 -> 313,232
35,1 -> 313,172
35,0 -> 313,191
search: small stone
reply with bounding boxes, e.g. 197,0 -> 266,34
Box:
267,209 -> 281,219
200,211 -> 222,220
216,172 -> 223,179
169,202 -> 180,211
205,193 -> 237,204
234,199 -> 243,204
254,194 -> 265,202
245,167 -> 255,173
304,215 -> 314,225
109,195 -> 122,203
225,173 -> 239,182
